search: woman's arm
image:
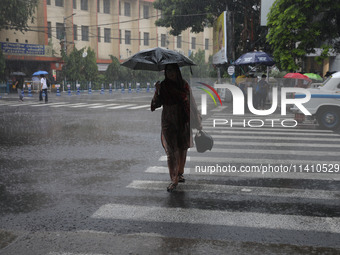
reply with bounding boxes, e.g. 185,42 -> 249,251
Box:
151,81 -> 162,111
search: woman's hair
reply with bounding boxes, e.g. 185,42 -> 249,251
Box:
40,74 -> 45,78
164,64 -> 185,89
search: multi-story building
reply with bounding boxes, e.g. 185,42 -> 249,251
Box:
0,0 -> 213,81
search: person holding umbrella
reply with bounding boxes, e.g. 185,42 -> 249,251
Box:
151,64 -> 202,192
39,74 -> 48,103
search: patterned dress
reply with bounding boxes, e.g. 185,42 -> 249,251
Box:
151,79 -> 202,156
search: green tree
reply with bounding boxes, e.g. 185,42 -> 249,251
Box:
62,47 -> 84,82
0,0 -> 39,79
62,47 -> 98,83
0,0 -> 38,31
153,0 -> 265,58
190,49 -> 214,78
105,55 -> 121,81
83,48 -> 98,82
266,0 -> 340,71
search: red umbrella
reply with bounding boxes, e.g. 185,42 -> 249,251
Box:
283,73 -> 311,82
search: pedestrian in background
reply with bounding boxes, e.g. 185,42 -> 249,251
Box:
256,74 -> 269,110
39,74 -> 48,103
15,76 -> 24,102
151,63 -> 202,192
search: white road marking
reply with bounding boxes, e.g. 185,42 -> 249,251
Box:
127,104 -> 150,110
127,180 -> 340,200
87,103 -> 118,108
145,166 -> 339,180
91,203 -> 340,233
107,104 -> 136,109
158,156 -> 339,165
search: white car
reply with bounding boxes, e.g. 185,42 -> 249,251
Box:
291,71 -> 340,129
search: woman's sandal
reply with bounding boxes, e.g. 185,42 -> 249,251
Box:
167,183 -> 177,192
178,174 -> 185,183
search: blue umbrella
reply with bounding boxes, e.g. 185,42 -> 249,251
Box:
234,51 -> 275,66
33,70 -> 48,76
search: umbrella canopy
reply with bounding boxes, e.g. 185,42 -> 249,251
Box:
283,73 -> 311,81
33,70 -> 48,76
10,71 -> 26,76
121,47 -> 195,71
234,51 -> 275,66
303,73 -> 323,81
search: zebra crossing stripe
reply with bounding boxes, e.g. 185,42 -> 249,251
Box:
88,103 -> 118,108
91,203 -> 340,233
214,140 -> 340,148
7,102 -> 37,106
203,129 -> 337,137
211,134 -> 338,142
145,166 -> 191,173
48,253 -> 106,255
127,104 -> 150,110
126,180 -> 339,200
212,113 -> 294,118
202,126 -> 333,133
145,166 -> 338,180
49,103 -> 78,108
30,102 -> 66,107
107,104 -> 136,109
211,106 -> 228,112
189,147 -> 340,157
70,103 -> 103,108
158,156 -> 339,165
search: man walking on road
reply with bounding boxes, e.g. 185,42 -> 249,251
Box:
39,74 -> 48,103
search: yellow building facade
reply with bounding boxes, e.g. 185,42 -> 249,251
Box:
0,0 -> 213,80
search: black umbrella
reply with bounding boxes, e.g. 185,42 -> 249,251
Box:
234,51 -> 275,66
121,47 -> 195,71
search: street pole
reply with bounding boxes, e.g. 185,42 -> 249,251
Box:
63,13 -> 75,91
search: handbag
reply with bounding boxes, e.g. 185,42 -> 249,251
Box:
194,130 -> 213,153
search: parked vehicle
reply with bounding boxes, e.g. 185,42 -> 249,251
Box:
291,71 -> 340,130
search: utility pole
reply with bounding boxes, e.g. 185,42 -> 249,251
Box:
63,13 -> 75,89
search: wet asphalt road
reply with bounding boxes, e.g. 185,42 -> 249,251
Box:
0,90 -> 339,255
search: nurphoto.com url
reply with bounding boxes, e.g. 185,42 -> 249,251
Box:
194,163 -> 340,175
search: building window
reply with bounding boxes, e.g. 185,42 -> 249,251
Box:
177,36 -> 182,48
73,0 -> 77,9
81,26 -> 89,41
55,0 -> 64,7
98,27 -> 101,42
74,25 -> 78,41
119,1 -> 121,15
161,34 -> 166,47
192,37 -> 196,49
104,0 -> 110,13
124,2 -> 131,16
47,22 -> 52,39
97,0 -> 100,12
125,30 -> 131,44
81,0 -> 88,11
47,0 -> 51,5
144,32 -> 149,46
56,22 -> 64,40
119,30 -> 122,44
104,28 -> 111,43
143,5 -> 149,19
205,38 -> 209,50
